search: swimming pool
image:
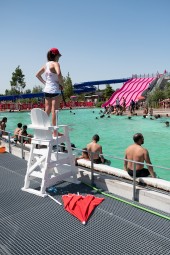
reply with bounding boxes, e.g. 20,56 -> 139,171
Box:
2,108 -> 170,181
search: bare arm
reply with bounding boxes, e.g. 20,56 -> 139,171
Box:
99,146 -> 105,163
36,66 -> 46,85
124,151 -> 128,171
144,149 -> 156,178
86,144 -> 91,159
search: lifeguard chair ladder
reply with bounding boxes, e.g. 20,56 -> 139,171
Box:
22,108 -> 79,197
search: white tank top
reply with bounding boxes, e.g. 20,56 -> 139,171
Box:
44,62 -> 61,94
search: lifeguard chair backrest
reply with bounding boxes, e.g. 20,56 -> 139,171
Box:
30,108 -> 53,140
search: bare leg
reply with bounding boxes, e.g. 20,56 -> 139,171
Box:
45,98 -> 52,116
51,96 -> 62,136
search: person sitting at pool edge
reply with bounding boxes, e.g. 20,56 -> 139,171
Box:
124,133 -> 156,178
87,134 -> 105,164
75,148 -> 90,166
13,122 -> 22,143
0,117 -> 8,136
18,125 -> 33,144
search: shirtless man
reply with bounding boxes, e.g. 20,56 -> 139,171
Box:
13,123 -> 22,143
124,133 -> 156,178
18,125 -> 33,144
87,134 -> 105,164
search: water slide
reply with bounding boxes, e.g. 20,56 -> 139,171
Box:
73,78 -> 130,94
125,77 -> 155,107
102,79 -> 133,107
102,77 -> 156,108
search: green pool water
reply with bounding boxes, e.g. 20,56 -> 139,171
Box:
2,108 -> 170,181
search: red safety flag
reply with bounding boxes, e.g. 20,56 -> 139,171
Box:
62,194 -> 104,224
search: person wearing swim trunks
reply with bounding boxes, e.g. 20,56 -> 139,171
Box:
124,133 -> 156,178
87,134 -> 105,164
18,125 -> 33,144
13,122 -> 22,143
36,48 -> 64,136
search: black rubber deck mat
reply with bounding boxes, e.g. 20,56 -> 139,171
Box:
0,153 -> 170,255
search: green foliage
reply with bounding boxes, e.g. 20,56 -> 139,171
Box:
147,81 -> 170,106
95,101 -> 104,108
10,66 -> 26,93
5,88 -> 21,95
103,84 -> 114,99
151,88 -> 165,101
25,89 -> 31,94
32,85 -> 43,93
164,82 -> 170,98
77,93 -> 85,101
63,73 -> 73,99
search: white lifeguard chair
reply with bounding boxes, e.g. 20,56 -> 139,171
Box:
22,108 -> 79,197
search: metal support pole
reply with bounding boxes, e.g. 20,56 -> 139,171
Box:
8,132 -> 11,154
21,136 -> 24,159
132,163 -> 136,201
90,152 -> 94,186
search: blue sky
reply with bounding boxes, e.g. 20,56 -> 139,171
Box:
1,0 -> 170,94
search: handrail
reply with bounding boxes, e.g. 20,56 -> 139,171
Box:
99,152 -> 170,170
1,130 -> 170,171
132,73 -> 158,78
73,147 -> 170,202
88,151 -> 170,202
0,129 -> 32,159
150,73 -> 166,94
1,131 -> 170,202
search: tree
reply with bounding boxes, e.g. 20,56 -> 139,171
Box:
78,93 -> 85,101
63,73 -> 73,99
24,89 -> 32,94
103,84 -> 114,99
151,88 -> 165,101
147,88 -> 165,107
164,82 -> 170,98
10,66 -> 26,93
5,88 -> 20,95
147,79 -> 170,106
32,85 -> 43,93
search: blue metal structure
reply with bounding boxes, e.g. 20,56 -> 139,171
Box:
0,78 -> 130,100
0,92 -> 44,101
74,78 -> 130,87
73,78 -> 130,93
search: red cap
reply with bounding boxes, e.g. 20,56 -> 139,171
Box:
50,48 -> 62,56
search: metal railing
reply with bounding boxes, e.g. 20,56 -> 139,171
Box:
131,73 -> 158,78
1,131 -> 170,202
0,130 -> 31,159
150,73 -> 166,94
57,145 -> 170,200
72,147 -> 170,200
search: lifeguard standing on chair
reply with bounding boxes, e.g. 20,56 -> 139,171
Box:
36,47 -> 63,136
